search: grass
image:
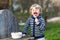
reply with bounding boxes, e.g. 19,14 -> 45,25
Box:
45,23 -> 60,40
19,23 -> 60,40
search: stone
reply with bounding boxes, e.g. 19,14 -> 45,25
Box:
0,9 -> 20,39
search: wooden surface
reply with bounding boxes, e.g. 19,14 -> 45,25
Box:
0,37 -> 34,40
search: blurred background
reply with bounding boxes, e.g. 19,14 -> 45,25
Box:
0,0 -> 60,40
0,0 -> 60,22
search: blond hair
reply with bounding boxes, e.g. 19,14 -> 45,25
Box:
29,4 -> 42,15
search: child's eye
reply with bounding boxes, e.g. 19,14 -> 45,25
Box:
32,9 -> 34,11
40,9 -> 42,12
30,8 -> 32,10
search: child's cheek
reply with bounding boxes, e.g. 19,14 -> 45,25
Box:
31,10 -> 34,15
36,9 -> 40,14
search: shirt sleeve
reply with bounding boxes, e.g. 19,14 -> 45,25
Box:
22,18 -> 30,34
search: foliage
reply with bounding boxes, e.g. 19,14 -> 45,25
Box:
14,11 -> 30,22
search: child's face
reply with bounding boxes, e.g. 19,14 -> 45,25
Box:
31,7 -> 40,18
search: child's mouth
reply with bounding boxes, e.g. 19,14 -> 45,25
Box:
34,12 -> 38,14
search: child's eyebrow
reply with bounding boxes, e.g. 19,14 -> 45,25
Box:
30,8 -> 32,10
35,7 -> 40,9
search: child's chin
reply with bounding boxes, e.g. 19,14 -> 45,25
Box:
35,15 -> 38,17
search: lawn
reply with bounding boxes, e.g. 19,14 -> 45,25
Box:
19,23 -> 60,40
45,23 -> 60,40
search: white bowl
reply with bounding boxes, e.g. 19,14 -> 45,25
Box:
11,32 -> 22,39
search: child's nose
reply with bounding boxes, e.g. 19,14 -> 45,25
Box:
34,9 -> 37,12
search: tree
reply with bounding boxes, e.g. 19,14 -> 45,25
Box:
8,0 -> 13,11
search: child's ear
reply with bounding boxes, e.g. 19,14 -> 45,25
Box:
29,8 -> 32,15
40,8 -> 42,14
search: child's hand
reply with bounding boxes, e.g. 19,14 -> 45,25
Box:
22,34 -> 28,38
22,34 -> 26,37
35,18 -> 39,25
22,34 -> 29,38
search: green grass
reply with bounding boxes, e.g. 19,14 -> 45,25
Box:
19,23 -> 60,40
45,23 -> 60,40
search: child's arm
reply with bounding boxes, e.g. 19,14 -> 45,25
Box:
22,18 -> 30,35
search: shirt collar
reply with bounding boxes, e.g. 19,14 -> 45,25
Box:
31,15 -> 42,19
